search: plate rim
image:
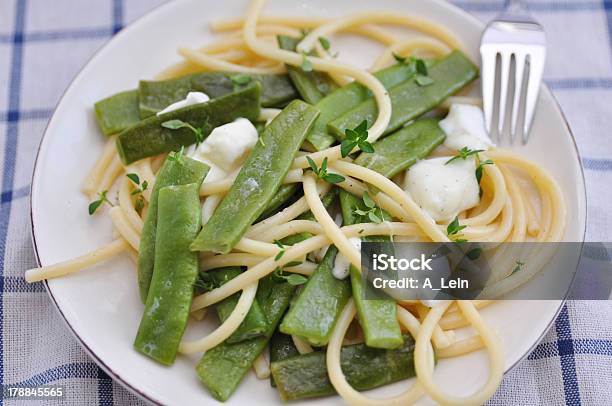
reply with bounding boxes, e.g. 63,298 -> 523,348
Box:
27,0 -> 587,404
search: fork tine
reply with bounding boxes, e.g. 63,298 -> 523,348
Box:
497,51 -> 512,136
480,49 -> 497,135
522,49 -> 546,143
510,52 -> 526,141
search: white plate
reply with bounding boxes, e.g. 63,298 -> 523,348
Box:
30,0 -> 587,404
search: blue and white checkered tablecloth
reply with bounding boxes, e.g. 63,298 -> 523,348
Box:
1,0 -> 611,404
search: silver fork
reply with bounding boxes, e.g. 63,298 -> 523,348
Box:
480,0 -> 546,144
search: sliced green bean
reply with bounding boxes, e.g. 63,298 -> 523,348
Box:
116,82 -> 261,164
354,118 -> 445,178
328,50 -> 478,139
139,71 -> 297,117
137,155 -> 209,303
210,267 -> 268,343
196,276 -> 296,401
191,100 -> 319,253
277,35 -> 337,105
257,183 -> 299,222
279,246 -> 351,346
307,61 -> 425,150
133,183 -> 202,365
269,331 -> 300,387
339,190 -> 402,349
271,335 -> 416,401
94,89 -> 141,136
350,266 -> 403,349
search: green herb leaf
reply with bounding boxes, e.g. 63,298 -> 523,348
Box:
322,173 -> 345,184
414,58 -> 428,76
447,216 -> 467,236
167,146 -> 185,165
141,180 -> 148,191
134,195 -> 145,215
475,159 -> 494,184
415,74 -> 434,87
126,173 -> 140,185
368,212 -> 382,223
88,190 -> 113,215
318,36 -> 331,51
285,273 -> 309,286
161,119 -> 186,130
445,147 -> 485,165
466,247 -> 482,260
274,240 -> 286,261
301,54 -> 313,72
308,157 -> 345,184
358,140 -> 374,153
341,120 -> 372,157
354,119 -> 368,135
511,260 -> 525,275
392,52 -> 407,64
320,157 -> 328,173
340,139 -> 357,158
88,200 -> 103,215
306,156 -> 319,175
362,192 -> 376,209
231,74 -> 252,86
162,120 -> 204,146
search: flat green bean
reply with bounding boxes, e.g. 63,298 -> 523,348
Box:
339,190 -> 402,349
257,183 -> 299,222
116,82 -> 261,164
196,276 -> 296,401
133,183 -> 202,365
191,100 -> 319,253
328,51 -> 478,139
94,89 -> 140,135
139,71 -> 297,117
269,331 -> 300,387
137,155 -> 209,303
354,118 -> 445,178
210,267 -> 268,343
271,335 -> 416,401
307,61 -> 424,150
279,246 -> 351,346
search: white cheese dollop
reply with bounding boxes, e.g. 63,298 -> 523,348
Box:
156,91 -> 210,116
404,157 -> 480,222
439,104 -> 493,151
188,118 -> 259,181
332,238 -> 362,280
187,118 -> 259,225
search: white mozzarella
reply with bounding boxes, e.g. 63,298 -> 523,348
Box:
404,157 -> 480,222
156,91 -> 210,116
332,238 -> 362,280
439,104 -> 493,151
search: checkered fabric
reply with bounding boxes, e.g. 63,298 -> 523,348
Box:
0,0 -> 610,405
